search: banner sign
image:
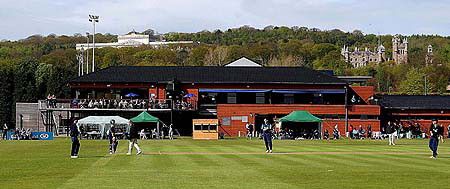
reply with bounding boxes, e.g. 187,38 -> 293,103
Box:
5,131 -> 53,140
31,132 -> 54,140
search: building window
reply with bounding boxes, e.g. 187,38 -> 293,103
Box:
227,93 -> 236,104
350,58 -> 353,61
374,59 -> 377,61
283,94 -> 295,104
369,59 -> 372,61
256,93 -> 265,104
362,58 -> 365,61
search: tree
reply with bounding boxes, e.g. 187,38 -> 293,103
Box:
399,68 -> 430,95
313,50 -> 349,75
267,55 -> 299,67
14,58 -> 38,102
35,63 -> 53,99
188,46 -> 209,66
102,51 -> 121,68
204,46 -> 229,66
0,61 -> 15,127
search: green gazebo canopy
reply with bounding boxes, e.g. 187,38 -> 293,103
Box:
130,111 -> 160,123
280,111 -> 322,123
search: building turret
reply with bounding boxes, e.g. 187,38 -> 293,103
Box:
426,44 -> 434,65
392,35 -> 408,64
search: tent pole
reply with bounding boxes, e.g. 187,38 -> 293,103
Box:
344,86 -> 348,137
320,122 -> 323,140
157,122 -> 160,140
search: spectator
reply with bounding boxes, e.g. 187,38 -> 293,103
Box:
25,128 -> 31,140
20,128 -> 26,140
246,123 -> 253,140
438,123 -> 444,143
168,124 -> 174,140
139,129 -> 147,140
413,123 -> 421,138
151,129 -> 157,139
367,125 -> 372,139
358,125 -> 365,140
2,123 -> 8,140
313,129 -> 320,140
349,125 -> 354,139
324,129 -> 329,140
15,128 -> 20,140
447,124 -> 450,139
333,125 -> 340,140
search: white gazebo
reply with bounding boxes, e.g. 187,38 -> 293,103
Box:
77,116 -> 129,139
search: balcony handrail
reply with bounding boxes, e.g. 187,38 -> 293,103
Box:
39,98 -> 197,111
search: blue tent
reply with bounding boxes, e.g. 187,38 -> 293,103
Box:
125,92 -> 139,98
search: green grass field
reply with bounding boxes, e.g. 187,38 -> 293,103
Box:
1,138 -> 449,189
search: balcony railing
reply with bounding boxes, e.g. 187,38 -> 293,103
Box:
38,98 -> 197,111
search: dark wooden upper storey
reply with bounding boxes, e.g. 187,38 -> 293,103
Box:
70,66 -> 347,85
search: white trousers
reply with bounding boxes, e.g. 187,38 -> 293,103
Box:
128,139 -> 141,154
388,134 -> 396,145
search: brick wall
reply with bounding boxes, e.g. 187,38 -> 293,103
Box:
217,104 -> 380,137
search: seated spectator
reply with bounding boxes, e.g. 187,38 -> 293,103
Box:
358,125 -> 365,140
25,128 -> 31,140
313,129 -> 320,140
333,125 -> 340,140
151,129 -> 157,139
324,129 -> 329,140
139,129 -> 147,140
352,129 -> 359,139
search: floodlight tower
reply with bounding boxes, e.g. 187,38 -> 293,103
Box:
86,32 -> 90,74
89,15 -> 99,72
76,50 -> 84,76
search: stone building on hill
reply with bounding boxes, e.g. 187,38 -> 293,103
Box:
341,44 -> 386,68
392,35 -> 408,64
342,35 -> 409,68
425,44 -> 434,65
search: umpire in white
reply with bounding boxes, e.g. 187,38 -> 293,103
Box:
127,121 -> 142,155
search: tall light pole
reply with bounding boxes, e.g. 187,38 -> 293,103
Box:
77,53 -> 81,76
89,15 -> 99,72
344,86 -> 348,135
81,47 -> 84,75
86,32 -> 90,74
76,49 -> 84,76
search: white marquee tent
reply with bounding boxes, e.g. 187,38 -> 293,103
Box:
77,116 -> 130,139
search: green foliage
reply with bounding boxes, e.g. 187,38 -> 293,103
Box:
0,60 -> 15,126
188,46 -> 209,66
35,63 -> 53,99
399,68 -> 430,95
313,50 -> 349,75
14,58 -> 38,102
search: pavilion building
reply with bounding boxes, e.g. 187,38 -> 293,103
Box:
63,58 -> 380,137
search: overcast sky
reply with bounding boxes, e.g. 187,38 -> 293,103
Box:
1,0 -> 450,40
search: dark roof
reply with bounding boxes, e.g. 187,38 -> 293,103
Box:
380,95 -> 450,110
70,66 -> 346,85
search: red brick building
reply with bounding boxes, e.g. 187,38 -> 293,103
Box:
378,95 -> 450,137
69,66 -> 380,137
